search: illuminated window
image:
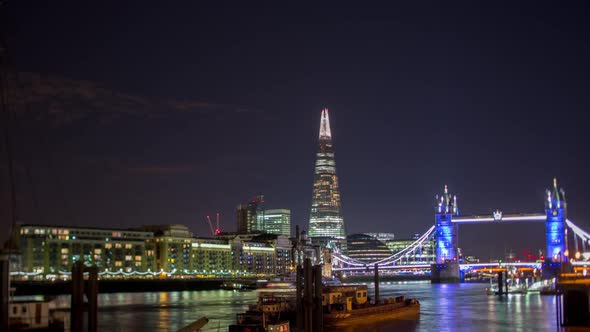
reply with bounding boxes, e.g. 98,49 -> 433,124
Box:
94,249 -> 101,254
105,243 -> 112,249
135,255 -> 142,261
61,248 -> 69,254
124,244 -> 132,249
125,255 -> 132,261
115,243 -> 122,249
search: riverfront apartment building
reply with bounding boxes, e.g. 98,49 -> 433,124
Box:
12,223 -> 294,279
16,224 -> 155,275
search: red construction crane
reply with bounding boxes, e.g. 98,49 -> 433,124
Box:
205,215 -> 215,236
205,213 -> 222,236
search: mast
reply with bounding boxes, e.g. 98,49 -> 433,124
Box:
0,7 -> 15,329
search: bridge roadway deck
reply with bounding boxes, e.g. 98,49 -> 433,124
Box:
452,213 -> 545,224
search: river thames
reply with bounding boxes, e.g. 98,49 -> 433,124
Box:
54,281 -> 563,331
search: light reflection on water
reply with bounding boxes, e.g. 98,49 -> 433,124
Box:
53,282 -> 564,331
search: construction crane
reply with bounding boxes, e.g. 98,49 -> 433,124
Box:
205,213 -> 222,236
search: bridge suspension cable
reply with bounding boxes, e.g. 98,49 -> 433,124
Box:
373,225 -> 436,266
332,225 -> 436,268
566,219 -> 590,245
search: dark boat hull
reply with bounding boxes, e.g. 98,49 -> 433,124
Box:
323,302 -> 420,327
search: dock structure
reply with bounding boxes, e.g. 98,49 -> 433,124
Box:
557,273 -> 590,327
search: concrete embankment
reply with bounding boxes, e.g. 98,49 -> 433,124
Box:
11,278 -> 226,296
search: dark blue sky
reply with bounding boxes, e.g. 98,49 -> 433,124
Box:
2,1 -> 590,259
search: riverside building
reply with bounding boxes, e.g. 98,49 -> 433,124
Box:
14,224 -> 155,277
11,223 -> 295,280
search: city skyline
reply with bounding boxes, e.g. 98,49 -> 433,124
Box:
1,2 -> 590,260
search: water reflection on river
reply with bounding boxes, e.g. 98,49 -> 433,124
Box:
55,281 -> 563,331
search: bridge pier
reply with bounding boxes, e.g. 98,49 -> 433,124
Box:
430,261 -> 460,284
542,261 -> 573,280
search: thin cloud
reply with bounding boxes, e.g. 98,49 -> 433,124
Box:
5,72 -> 257,128
125,164 -> 196,176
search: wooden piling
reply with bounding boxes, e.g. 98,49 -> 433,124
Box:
296,265 -> 303,332
374,263 -> 380,304
71,262 -> 84,332
313,264 -> 323,332
304,258 -> 313,332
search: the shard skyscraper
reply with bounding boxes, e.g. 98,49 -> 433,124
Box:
308,109 -> 347,252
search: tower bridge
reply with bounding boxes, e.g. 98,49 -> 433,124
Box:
332,179 -> 590,282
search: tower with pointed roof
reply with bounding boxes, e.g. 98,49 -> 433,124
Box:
545,178 -> 567,262
308,109 -> 347,252
434,185 -> 459,264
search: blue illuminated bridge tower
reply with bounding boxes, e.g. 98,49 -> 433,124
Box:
431,179 -> 568,283
434,185 -> 459,263
545,178 -> 567,262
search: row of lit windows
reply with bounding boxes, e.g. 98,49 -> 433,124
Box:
21,227 -> 151,239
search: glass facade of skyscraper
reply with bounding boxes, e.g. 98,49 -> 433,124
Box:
309,109 -> 347,252
236,195 -> 264,234
258,209 -> 291,237
346,234 -> 392,263
236,196 -> 290,236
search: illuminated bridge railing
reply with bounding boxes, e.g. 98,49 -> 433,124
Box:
459,262 -> 543,271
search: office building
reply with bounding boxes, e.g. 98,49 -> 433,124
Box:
346,234 -> 392,263
236,195 -> 265,234
308,109 -> 347,252
259,209 -> 291,237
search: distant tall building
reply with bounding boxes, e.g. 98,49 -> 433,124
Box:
308,109 -> 347,252
236,195 -> 265,234
236,196 -> 290,236
260,209 -> 291,237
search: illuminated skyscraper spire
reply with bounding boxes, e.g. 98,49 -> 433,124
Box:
319,108 -> 332,139
309,108 -> 347,252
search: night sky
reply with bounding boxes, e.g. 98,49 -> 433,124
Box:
2,2 -> 590,260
